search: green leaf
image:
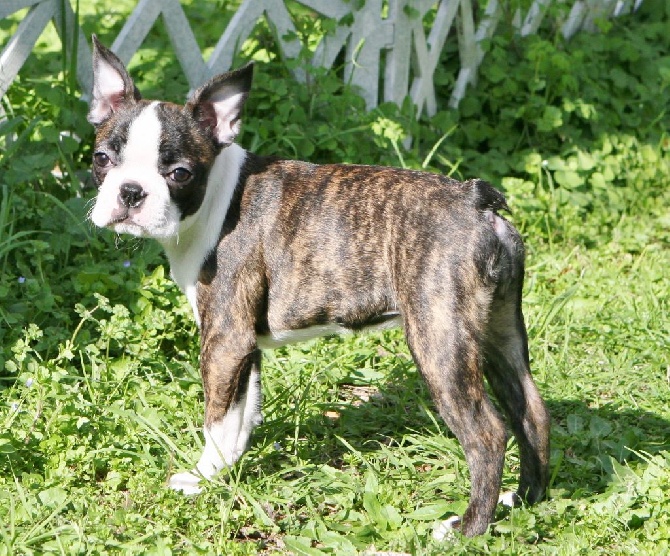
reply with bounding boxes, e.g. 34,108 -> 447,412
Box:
523,152 -> 544,174
38,487 -> 68,508
348,367 -> 385,385
363,491 -> 386,529
383,504 -> 403,530
0,434 -> 15,454
576,151 -> 596,171
536,106 -> 563,132
589,416 -> 613,438
554,170 -> 584,189
485,63 -> 508,84
589,172 -> 609,189
567,414 -> 584,434
406,501 -> 452,521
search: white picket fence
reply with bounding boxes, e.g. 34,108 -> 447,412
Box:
1,0 -> 643,115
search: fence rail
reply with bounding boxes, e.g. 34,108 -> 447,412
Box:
1,0 -> 644,114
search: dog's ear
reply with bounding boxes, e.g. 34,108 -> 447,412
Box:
88,35 -> 141,126
186,63 -> 253,148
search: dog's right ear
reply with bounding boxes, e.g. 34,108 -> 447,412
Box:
88,35 -> 141,126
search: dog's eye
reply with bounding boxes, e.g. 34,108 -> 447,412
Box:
94,152 -> 111,167
169,168 -> 192,183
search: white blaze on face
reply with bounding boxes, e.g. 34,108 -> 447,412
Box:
91,102 -> 181,239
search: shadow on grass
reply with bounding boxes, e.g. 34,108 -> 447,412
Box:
255,360 -> 670,503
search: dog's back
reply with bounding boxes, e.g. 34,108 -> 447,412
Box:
230,158 -> 523,338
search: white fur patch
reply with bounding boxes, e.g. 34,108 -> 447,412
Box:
237,367 -> 263,452
258,313 -> 402,350
430,493 -> 520,541
161,143 -> 246,326
498,491 -> 519,507
168,471 -> 203,495
195,367 -> 262,473
91,103 -> 180,239
432,516 -> 461,541
168,368 -> 262,494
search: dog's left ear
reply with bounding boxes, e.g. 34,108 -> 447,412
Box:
186,63 -> 254,148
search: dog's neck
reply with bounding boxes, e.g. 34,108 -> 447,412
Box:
160,142 -> 247,325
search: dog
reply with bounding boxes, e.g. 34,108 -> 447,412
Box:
87,36 -> 550,537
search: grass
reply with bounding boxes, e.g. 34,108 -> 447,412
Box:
2,208 -> 669,554
1,1 -> 670,554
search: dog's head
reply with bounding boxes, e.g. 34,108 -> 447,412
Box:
88,36 -> 253,239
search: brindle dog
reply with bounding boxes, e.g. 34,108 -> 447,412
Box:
88,36 -> 550,537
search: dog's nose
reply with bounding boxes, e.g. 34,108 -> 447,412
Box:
119,182 -> 147,208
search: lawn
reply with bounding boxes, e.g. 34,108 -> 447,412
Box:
1,1 -> 669,554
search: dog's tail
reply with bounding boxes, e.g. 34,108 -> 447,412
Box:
470,178 -> 511,215
469,179 -> 524,295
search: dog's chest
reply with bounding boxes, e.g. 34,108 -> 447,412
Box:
161,144 -> 247,326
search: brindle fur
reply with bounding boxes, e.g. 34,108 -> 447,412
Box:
88,39 -> 550,537
195,157 -> 550,535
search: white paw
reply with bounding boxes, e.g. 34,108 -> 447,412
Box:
432,515 -> 461,541
498,491 -> 520,508
168,471 -> 203,495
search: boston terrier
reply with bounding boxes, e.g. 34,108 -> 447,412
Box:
87,36 -> 550,537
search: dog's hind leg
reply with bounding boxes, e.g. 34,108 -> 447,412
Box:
484,297 -> 550,505
402,283 -> 507,537
483,214 -> 550,505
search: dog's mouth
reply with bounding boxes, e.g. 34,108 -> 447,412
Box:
109,207 -> 131,225
104,206 -> 150,237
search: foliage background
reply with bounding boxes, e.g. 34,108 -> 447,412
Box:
0,0 -> 669,553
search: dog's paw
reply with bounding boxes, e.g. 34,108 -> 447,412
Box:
498,491 -> 520,508
432,516 -> 461,541
168,471 -> 203,495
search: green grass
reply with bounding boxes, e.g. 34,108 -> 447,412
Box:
1,1 -> 670,554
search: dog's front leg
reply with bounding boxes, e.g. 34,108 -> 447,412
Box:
169,334 -> 262,494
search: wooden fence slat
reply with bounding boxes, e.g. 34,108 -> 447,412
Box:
410,0 -> 461,115
0,0 -> 46,20
0,0 -> 56,96
110,0 -> 162,64
457,0 -> 478,95
519,0 -> 551,36
449,0 -> 502,108
161,0 -> 207,88
562,1 -> 588,39
342,0 -> 394,109
208,1 -> 270,76
383,0 -> 413,107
